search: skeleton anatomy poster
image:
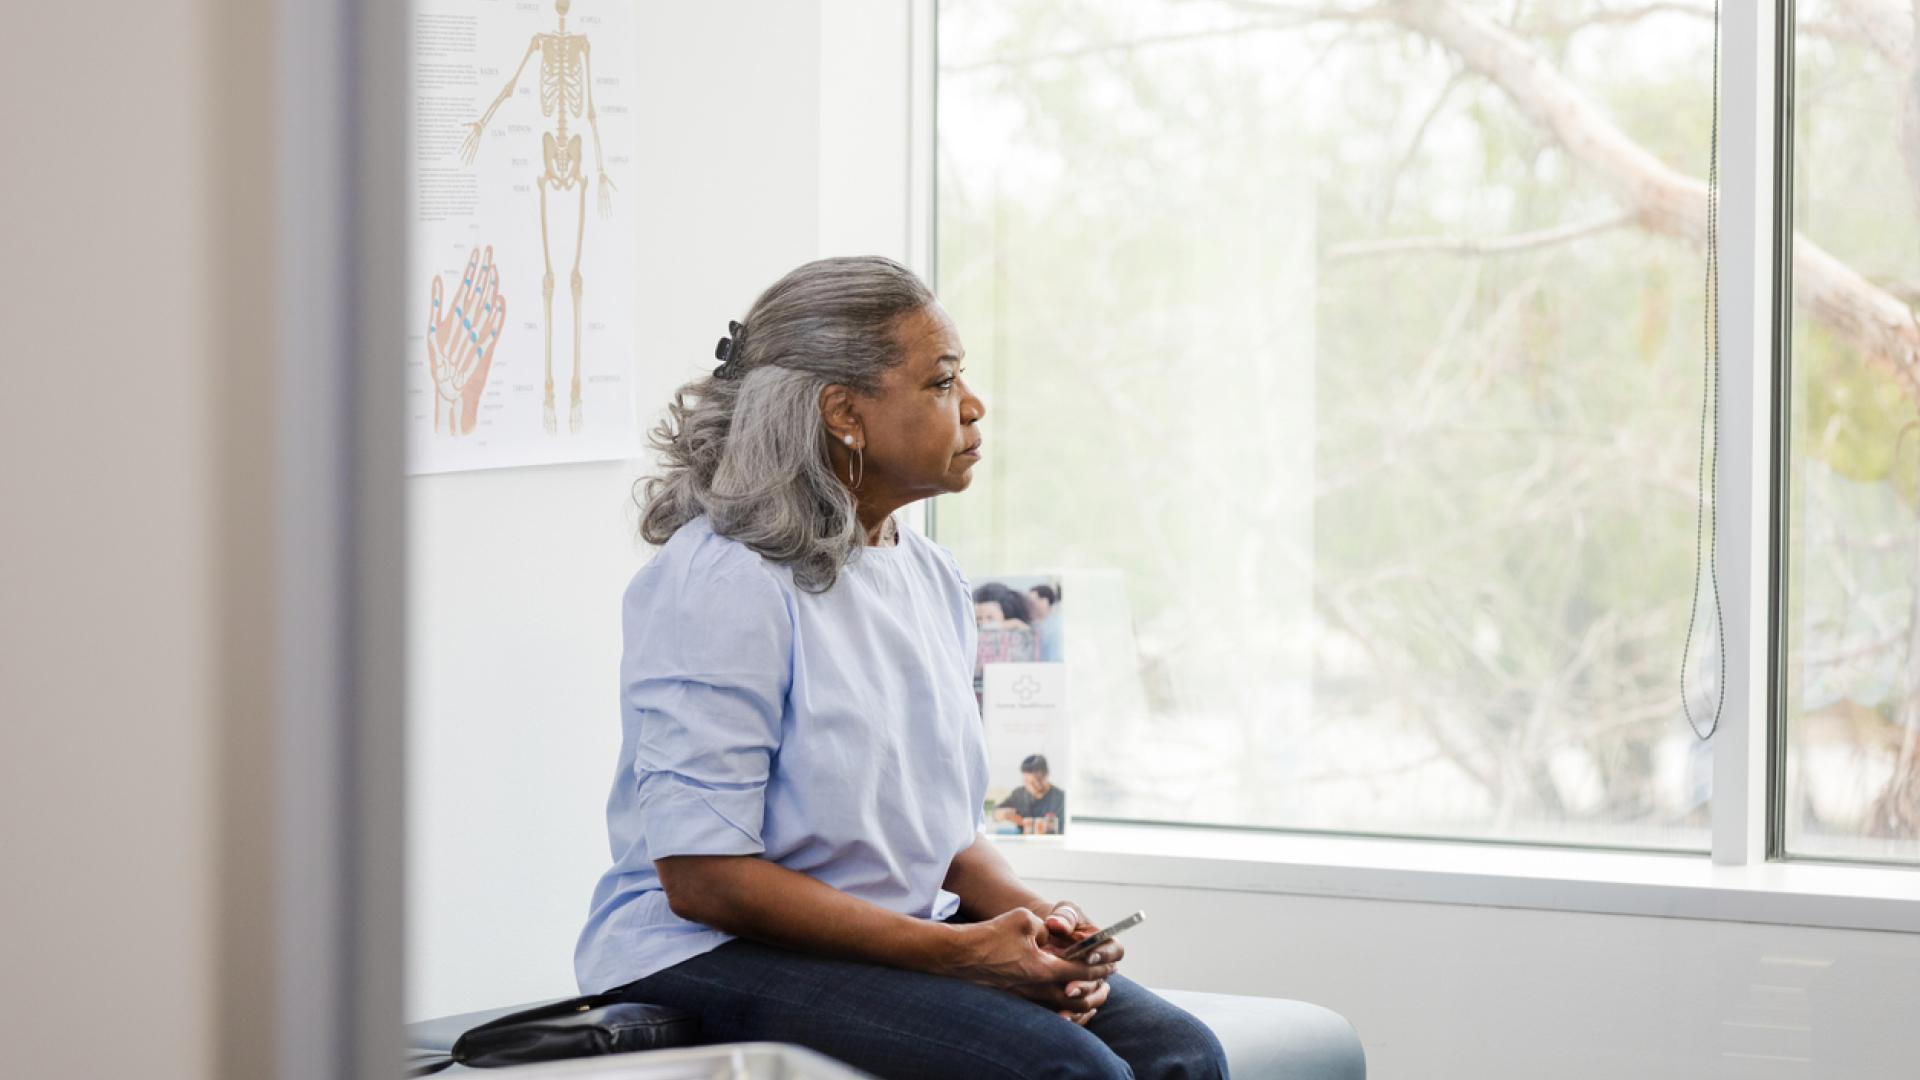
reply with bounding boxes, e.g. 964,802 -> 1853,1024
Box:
407,0 -> 639,474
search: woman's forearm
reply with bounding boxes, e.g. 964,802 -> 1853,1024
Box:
659,847 -> 1113,1018
941,834 -> 1051,921
656,854 -> 961,973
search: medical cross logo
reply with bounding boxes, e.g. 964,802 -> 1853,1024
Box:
1013,674 -> 1042,703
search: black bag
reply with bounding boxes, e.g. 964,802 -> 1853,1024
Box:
406,993 -> 700,1075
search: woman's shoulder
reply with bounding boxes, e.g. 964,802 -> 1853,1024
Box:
621,518 -> 796,664
899,523 -> 970,591
898,527 -> 977,640
627,516 -> 788,606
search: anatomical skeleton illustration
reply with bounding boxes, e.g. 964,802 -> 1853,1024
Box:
427,245 -> 506,436
461,0 -> 614,435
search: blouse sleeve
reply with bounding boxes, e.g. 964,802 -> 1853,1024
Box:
621,557 -> 794,860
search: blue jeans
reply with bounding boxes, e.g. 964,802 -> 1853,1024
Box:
613,938 -> 1230,1080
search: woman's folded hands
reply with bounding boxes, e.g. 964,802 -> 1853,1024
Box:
940,907 -> 1120,1026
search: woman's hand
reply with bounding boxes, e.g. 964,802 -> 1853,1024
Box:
1037,901 -> 1126,965
943,909 -> 1118,1022
1037,901 -> 1122,1024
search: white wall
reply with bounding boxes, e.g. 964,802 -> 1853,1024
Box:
405,0 -> 923,1021
1023,878 -> 1920,1080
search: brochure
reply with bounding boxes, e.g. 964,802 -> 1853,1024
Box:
972,574 -> 1069,835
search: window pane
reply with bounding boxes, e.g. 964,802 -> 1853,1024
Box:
1781,1 -> 1920,863
935,0 -> 1721,848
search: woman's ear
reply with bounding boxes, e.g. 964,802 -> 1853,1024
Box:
818,384 -> 862,449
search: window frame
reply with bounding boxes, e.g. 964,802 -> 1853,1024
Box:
1704,0 -> 1786,869
1765,0 -> 1797,866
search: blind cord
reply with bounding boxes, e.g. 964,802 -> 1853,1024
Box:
1681,0 -> 1726,742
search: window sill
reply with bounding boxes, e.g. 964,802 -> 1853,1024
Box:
991,820 -> 1920,934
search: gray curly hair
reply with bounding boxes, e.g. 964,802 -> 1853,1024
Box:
635,256 -> 936,593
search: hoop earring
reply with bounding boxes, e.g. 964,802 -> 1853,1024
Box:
848,446 -> 864,490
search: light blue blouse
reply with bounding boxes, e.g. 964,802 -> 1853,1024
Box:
574,515 -> 990,994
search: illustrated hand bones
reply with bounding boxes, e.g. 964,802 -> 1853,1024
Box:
458,0 -> 614,435
427,246 -> 507,437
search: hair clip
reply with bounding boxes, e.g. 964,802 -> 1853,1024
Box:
713,320 -> 745,380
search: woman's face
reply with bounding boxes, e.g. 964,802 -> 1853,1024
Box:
975,600 -> 1006,627
855,302 -> 984,499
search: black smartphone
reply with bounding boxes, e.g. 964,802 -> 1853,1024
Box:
1057,910 -> 1146,961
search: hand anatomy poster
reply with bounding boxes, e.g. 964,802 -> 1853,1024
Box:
407,0 -> 639,475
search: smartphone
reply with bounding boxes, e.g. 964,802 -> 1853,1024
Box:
1057,910 -> 1146,961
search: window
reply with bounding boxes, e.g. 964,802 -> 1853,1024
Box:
1780,0 -> 1920,864
935,1 -> 1737,848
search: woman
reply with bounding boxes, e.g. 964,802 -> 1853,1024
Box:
973,581 -> 1034,631
574,257 -> 1227,1079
